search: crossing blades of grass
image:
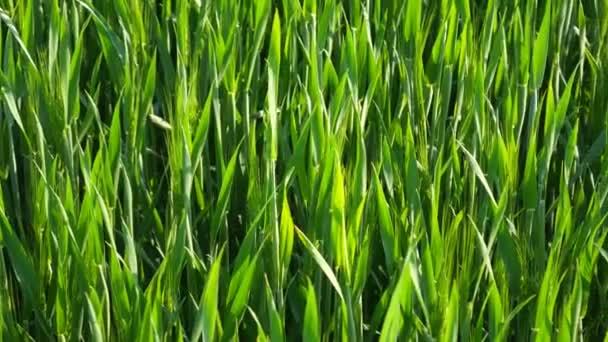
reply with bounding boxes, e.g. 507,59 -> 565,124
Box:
0,0 -> 606,340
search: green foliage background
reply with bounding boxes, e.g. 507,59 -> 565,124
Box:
0,0 -> 607,340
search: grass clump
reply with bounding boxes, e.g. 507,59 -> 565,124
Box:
0,0 -> 607,340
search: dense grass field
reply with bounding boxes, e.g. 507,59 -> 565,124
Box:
0,0 -> 607,340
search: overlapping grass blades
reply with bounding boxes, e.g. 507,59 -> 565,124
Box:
0,0 -> 607,340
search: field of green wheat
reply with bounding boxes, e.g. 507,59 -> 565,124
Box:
0,0 -> 607,340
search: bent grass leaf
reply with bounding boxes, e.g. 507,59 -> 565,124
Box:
458,142 -> 497,208
295,227 -> 344,302
0,211 -> 39,309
